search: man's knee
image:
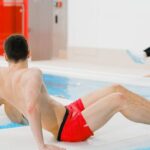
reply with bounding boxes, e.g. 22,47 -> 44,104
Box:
111,84 -> 124,92
111,92 -> 127,107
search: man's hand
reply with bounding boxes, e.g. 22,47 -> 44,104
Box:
39,144 -> 66,150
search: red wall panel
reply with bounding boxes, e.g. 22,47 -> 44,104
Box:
0,0 -> 28,55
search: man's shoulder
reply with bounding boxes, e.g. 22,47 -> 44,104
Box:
26,68 -> 42,76
23,68 -> 42,82
0,67 -> 7,76
0,67 -> 7,72
23,68 -> 43,90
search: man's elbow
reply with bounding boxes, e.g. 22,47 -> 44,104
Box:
27,105 -> 34,114
26,101 -> 37,115
26,99 -> 41,117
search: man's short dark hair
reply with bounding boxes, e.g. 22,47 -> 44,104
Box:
4,34 -> 29,63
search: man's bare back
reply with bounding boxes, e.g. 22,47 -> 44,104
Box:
0,67 -> 66,138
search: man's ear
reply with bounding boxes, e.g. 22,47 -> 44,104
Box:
4,53 -> 8,61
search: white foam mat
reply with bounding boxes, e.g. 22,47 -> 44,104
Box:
0,110 -> 150,150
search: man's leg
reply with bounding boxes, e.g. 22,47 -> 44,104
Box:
81,84 -> 148,109
81,85 -> 119,108
81,92 -> 150,132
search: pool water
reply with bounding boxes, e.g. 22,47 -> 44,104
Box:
0,122 -> 23,129
43,74 -> 150,100
136,148 -> 150,150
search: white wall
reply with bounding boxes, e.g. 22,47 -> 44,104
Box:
68,0 -> 150,50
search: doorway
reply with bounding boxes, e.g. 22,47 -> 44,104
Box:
28,0 -> 67,60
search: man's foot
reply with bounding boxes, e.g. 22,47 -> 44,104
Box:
126,50 -> 146,64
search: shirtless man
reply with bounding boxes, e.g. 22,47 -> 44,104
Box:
1,34 -> 150,150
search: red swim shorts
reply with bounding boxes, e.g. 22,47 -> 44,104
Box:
57,98 -> 94,142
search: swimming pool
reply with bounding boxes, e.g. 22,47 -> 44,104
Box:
43,74 -> 150,100
0,73 -> 150,130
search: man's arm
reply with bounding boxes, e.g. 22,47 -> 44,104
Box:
25,70 -> 65,150
0,98 -> 28,125
4,103 -> 28,125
